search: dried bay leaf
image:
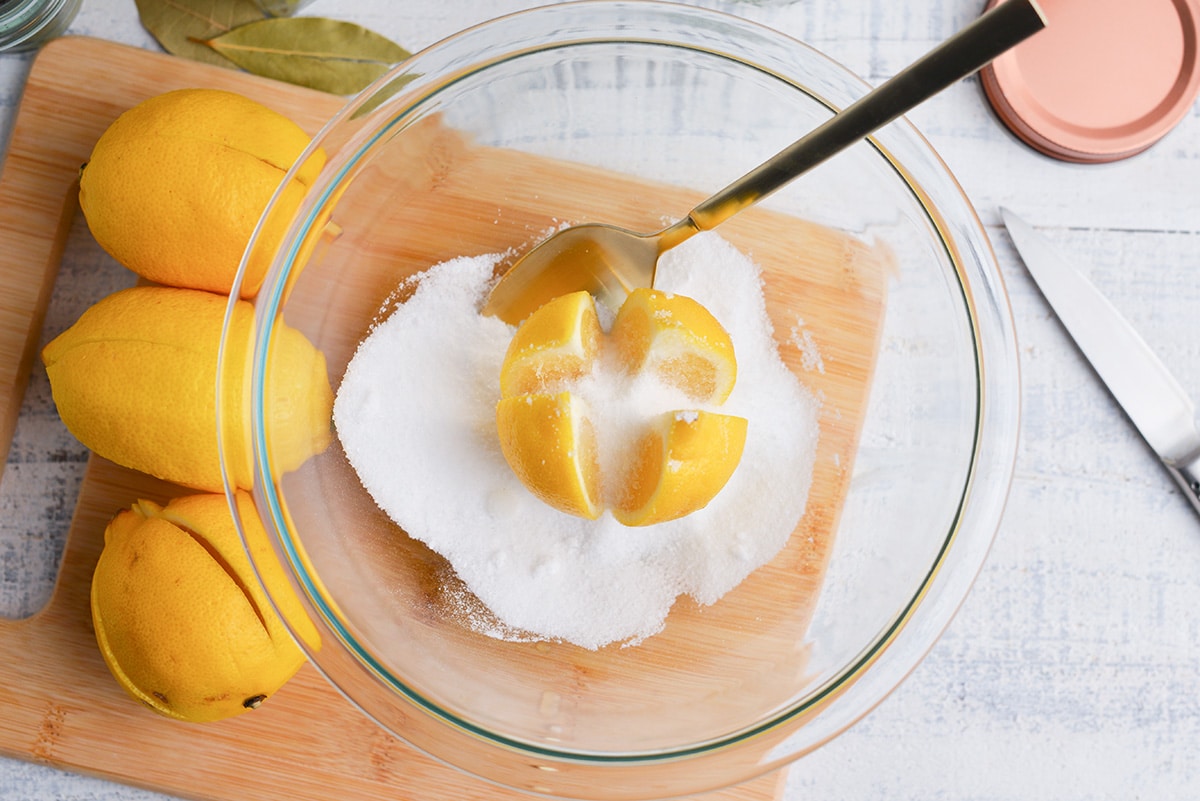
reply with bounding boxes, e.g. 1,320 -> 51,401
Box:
204,17 -> 411,95
135,0 -> 266,69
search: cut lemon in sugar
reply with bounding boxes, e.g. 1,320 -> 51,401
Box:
614,409 -> 748,527
495,287 -> 746,525
496,392 -> 603,519
499,290 -> 603,398
610,287 -> 737,404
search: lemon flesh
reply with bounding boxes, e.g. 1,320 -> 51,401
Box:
496,392 -> 603,519
499,290 -> 603,398
614,410 -> 748,527
610,287 -> 737,404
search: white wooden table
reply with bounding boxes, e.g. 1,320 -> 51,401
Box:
2,1 -> 1198,798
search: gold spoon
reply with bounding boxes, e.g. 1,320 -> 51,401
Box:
483,0 -> 1046,324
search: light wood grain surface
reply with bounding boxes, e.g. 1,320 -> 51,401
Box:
2,1 -> 1199,800
0,34 -> 890,801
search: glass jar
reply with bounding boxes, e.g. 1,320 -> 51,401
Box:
0,0 -> 81,52
251,0 -> 314,17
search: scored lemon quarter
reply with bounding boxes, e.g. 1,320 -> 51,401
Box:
614,409 -> 748,527
496,391 -> 603,519
610,287 -> 737,404
499,290 -> 603,398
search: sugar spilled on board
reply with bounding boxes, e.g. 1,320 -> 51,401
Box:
333,232 -> 820,650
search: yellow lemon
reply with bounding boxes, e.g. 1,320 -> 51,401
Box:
495,288 -> 746,524
495,391 -> 602,519
610,287 -> 737,404
498,290 -> 603,398
614,410 -> 748,527
78,88 -> 325,298
91,491 -> 318,722
41,285 -> 332,492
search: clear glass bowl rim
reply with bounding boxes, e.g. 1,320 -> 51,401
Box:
221,0 -> 1022,774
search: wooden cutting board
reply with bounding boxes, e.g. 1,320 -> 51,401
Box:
0,36 -> 888,801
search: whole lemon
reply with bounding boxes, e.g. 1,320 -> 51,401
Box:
78,88 -> 324,298
91,491 -> 319,722
40,285 -> 332,492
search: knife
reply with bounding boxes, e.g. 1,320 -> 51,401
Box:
1001,208 -> 1200,516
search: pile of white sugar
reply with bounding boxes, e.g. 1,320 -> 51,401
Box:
334,232 -> 819,650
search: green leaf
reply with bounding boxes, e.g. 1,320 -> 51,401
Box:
135,0 -> 267,69
203,17 -> 411,95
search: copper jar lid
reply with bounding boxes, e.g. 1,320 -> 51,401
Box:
981,0 -> 1200,163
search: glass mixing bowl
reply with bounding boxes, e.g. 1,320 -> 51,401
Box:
220,2 -> 1020,798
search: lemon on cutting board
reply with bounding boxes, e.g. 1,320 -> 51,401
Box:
78,88 -> 324,298
91,491 -> 318,722
495,288 -> 747,525
40,285 -> 333,492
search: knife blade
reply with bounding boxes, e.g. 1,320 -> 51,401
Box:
1001,208 -> 1200,516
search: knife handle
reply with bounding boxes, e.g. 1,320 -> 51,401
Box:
1167,450 -> 1200,516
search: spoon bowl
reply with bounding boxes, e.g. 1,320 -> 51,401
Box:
482,218 -> 696,325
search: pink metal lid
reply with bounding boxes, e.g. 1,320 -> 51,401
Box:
981,0 -> 1200,162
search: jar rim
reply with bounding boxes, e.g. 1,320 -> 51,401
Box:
0,0 -> 80,52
